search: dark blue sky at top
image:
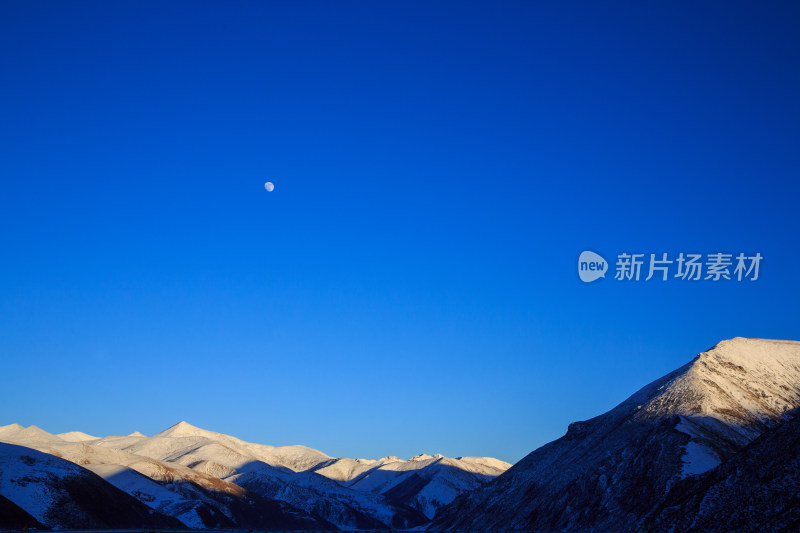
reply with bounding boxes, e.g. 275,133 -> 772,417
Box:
1,1 -> 799,462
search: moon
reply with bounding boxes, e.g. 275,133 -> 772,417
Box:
264,182 -> 274,192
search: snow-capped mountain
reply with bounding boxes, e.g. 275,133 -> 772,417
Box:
0,441 -> 182,529
433,337 -> 800,532
9,337 -> 795,531
0,420 -> 509,529
319,453 -> 510,519
0,423 -> 331,530
55,431 -> 98,442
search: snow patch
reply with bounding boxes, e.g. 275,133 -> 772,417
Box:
681,441 -> 720,476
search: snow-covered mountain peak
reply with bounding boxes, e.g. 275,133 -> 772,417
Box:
698,337 -> 800,367
0,423 -> 24,436
433,337 -> 800,532
632,337 -> 800,428
156,421 -> 212,438
0,424 -> 61,446
456,456 -> 513,470
57,431 -> 99,442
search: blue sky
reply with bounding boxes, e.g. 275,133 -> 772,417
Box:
1,1 -> 799,463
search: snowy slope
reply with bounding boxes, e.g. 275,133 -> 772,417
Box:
312,456 -> 393,482
0,425 -> 238,527
0,424 -> 63,447
1,417 -> 509,527
644,406 -> 800,532
81,463 -> 207,528
92,423 -> 426,529
0,441 -> 89,523
56,431 -> 98,442
330,453 -> 511,518
0,424 -> 329,529
433,338 -> 800,532
3,419 -> 509,528
153,421 -> 332,472
0,442 -> 181,529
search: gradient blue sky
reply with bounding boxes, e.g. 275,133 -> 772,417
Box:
1,1 -> 799,463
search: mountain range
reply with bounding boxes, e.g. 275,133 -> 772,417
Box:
2,337 -> 800,531
0,419 -> 509,530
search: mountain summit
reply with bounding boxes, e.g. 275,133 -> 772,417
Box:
155,421 -> 217,438
433,338 -> 800,532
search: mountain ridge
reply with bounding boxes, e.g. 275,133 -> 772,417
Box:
5,337 -> 797,531
0,419 -> 509,528
432,337 -> 800,531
